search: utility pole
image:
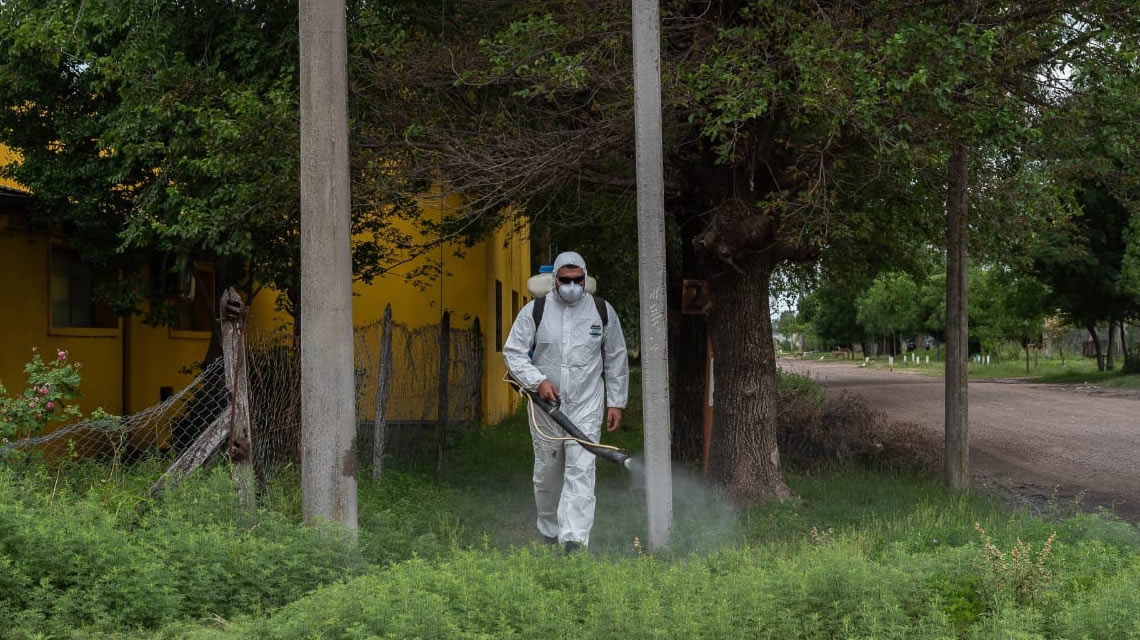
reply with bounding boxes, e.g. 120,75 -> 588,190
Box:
631,0 -> 673,550
299,0 -> 358,534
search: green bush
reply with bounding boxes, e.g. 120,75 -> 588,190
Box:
0,348 -> 86,445
184,544 -> 962,640
0,466 -> 363,637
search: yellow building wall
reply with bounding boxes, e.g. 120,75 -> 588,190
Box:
0,144 -> 22,191
0,224 -> 210,455
246,193 -> 531,425
0,227 -> 125,418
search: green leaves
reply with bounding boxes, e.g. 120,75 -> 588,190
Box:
0,348 -> 87,444
856,272 -> 920,338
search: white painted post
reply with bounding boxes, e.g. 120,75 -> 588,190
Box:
631,0 -> 672,550
925,355 -> 930,365
889,356 -> 894,372
299,0 -> 358,536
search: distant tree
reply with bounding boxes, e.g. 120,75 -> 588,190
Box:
971,267 -> 1051,371
856,273 -> 919,357
1033,183 -> 1137,370
800,281 -> 868,356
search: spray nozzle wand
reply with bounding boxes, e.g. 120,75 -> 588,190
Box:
505,374 -> 632,468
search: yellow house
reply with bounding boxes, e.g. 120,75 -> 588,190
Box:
1,144 -> 530,437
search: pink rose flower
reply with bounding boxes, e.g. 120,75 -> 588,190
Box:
57,350 -> 68,361
39,386 -> 49,395
45,401 -> 55,410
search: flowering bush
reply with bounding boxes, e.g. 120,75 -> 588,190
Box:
0,348 -> 85,443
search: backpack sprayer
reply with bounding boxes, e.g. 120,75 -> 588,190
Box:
503,264 -> 632,469
505,372 -> 632,469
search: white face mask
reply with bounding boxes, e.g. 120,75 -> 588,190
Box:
557,281 -> 584,304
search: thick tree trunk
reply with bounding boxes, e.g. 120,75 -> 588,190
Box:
1087,324 -> 1104,371
945,142 -> 970,492
706,261 -> 793,503
671,316 -> 707,464
669,224 -> 707,465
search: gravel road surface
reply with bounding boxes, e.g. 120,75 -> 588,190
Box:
784,359 -> 1140,521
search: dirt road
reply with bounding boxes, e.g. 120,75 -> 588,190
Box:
784,359 -> 1140,522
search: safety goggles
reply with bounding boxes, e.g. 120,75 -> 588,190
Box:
557,275 -> 585,285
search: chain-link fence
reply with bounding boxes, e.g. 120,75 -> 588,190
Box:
1,302 -> 484,486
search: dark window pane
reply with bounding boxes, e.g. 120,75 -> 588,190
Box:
49,246 -> 116,328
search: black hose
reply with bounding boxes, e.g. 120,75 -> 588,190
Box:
517,384 -> 631,467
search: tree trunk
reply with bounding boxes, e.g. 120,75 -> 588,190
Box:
945,141 -> 970,492
1106,319 -> 1116,371
1087,324 -> 1104,371
1119,321 -> 1132,369
669,223 -> 706,465
706,261 -> 793,503
671,315 -> 707,464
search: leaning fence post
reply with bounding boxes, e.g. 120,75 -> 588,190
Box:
372,304 -> 394,480
220,288 -> 255,513
436,310 -> 451,473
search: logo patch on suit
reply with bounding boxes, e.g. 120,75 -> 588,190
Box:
589,324 -> 602,337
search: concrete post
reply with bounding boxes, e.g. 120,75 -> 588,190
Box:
299,0 -> 358,534
632,0 -> 673,550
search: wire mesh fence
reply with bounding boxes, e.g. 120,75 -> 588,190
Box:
1,304 -> 485,487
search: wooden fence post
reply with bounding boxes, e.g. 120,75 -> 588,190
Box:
436,311 -> 450,473
372,304 -> 393,480
150,288 -> 253,502
471,317 -> 483,424
220,288 -> 256,512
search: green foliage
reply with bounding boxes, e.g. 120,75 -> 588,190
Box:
0,348 -> 82,444
1033,183 -> 1138,342
0,465 -> 363,637
0,0 -> 434,321
856,272 -> 919,340
970,267 -> 1051,358
799,280 -> 867,349
2,446 -> 1140,639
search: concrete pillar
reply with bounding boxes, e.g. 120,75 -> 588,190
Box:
632,0 -> 673,550
299,0 -> 358,534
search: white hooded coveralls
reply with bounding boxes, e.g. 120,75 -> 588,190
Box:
503,252 -> 629,547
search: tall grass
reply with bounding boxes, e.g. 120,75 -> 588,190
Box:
1,372 -> 1138,638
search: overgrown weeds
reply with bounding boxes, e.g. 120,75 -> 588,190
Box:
1,372 -> 1138,639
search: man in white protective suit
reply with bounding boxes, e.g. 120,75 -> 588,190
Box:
503,251 -> 629,553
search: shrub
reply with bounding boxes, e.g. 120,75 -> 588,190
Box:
0,348 -> 85,444
777,372 -> 941,473
0,466 -> 363,636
